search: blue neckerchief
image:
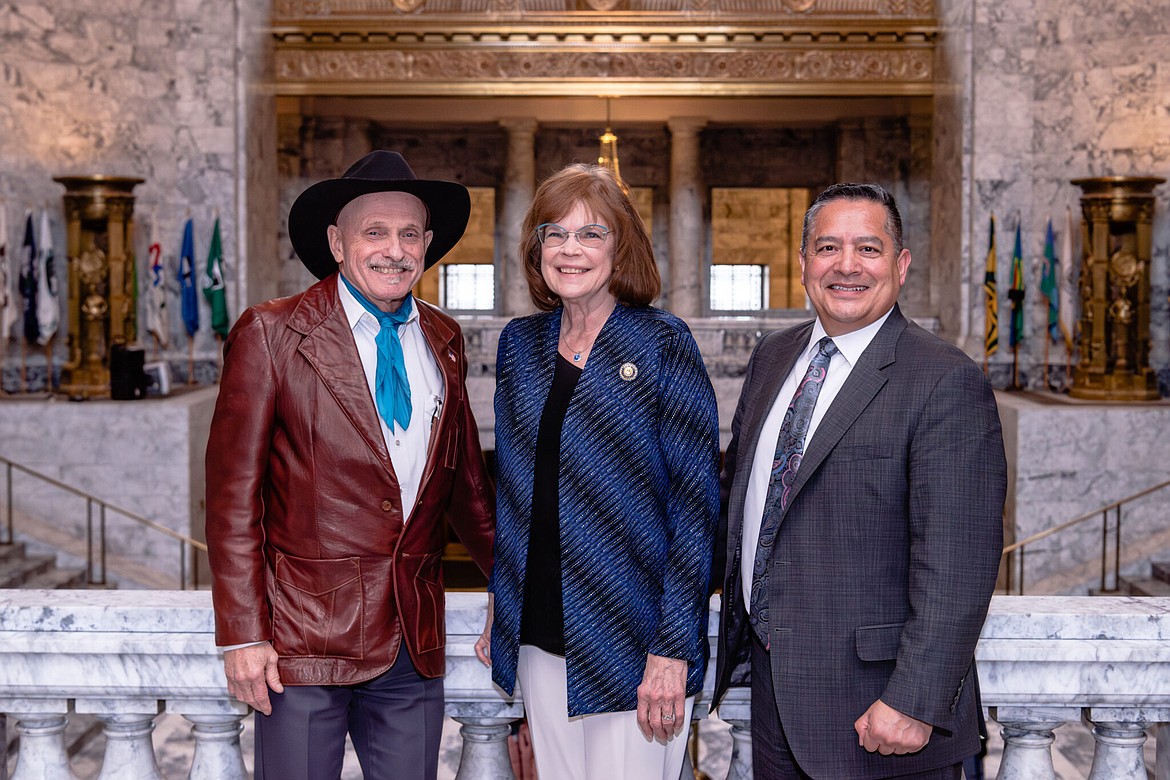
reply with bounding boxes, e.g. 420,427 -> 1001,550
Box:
339,273 -> 413,431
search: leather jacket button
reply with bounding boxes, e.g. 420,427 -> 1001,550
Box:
381,499 -> 393,512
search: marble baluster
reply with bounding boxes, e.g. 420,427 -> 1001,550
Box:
1087,720 -> 1148,780
723,718 -> 752,780
452,716 -> 517,779
183,714 -> 248,780
9,711 -> 81,780
95,713 -> 163,780
993,715 -> 1061,780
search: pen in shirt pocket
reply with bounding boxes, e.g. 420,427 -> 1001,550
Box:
430,395 -> 443,429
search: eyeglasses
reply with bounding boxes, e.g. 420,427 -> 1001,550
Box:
535,223 -> 611,248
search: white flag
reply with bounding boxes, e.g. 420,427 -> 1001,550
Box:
0,206 -> 13,343
144,216 -> 169,348
35,209 -> 59,346
1058,205 -> 1077,350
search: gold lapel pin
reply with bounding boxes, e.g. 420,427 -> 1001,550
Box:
619,362 -> 638,381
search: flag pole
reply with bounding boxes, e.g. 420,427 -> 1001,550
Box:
187,334 -> 195,385
42,336 -> 52,394
1012,341 -> 1020,390
1043,329 -> 1050,391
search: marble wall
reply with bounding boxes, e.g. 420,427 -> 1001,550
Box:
934,0 -> 1170,390
0,0 -> 277,391
0,388 -> 217,587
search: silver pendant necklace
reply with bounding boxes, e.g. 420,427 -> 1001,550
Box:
561,332 -> 588,362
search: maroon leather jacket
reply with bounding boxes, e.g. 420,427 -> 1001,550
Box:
206,275 -> 494,685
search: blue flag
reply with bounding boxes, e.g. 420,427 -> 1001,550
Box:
179,218 -> 200,338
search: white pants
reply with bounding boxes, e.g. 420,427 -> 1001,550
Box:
516,644 -> 695,780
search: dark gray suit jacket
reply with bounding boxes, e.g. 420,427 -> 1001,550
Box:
712,306 -> 1006,778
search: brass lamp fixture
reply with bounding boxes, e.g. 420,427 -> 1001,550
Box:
597,98 -> 624,188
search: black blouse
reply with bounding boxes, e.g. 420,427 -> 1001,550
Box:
519,353 -> 583,655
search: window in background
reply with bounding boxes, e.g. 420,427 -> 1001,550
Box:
440,264 -> 495,311
710,187 -> 810,312
710,264 -> 767,311
416,186 -> 496,312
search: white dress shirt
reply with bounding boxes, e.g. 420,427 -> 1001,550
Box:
740,308 -> 894,612
338,280 -> 444,523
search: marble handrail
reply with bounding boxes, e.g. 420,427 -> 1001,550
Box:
0,591 -> 1167,779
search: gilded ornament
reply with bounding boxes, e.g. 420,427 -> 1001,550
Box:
1108,297 -> 1133,325
1109,250 -> 1138,287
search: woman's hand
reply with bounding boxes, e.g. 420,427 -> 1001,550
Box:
636,653 -> 687,742
474,592 -> 495,666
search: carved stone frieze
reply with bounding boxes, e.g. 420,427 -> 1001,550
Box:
276,47 -> 933,90
274,0 -> 932,15
273,0 -> 937,93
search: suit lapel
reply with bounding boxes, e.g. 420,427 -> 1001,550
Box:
416,299 -> 461,407
737,324 -> 812,464
727,322 -> 813,552
783,308 -> 906,509
290,275 -> 393,473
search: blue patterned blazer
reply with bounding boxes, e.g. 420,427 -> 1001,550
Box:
489,304 -> 720,716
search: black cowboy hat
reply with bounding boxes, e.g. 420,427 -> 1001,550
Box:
288,150 -> 471,280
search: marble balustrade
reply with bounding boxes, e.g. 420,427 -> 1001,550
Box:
0,591 -> 1167,780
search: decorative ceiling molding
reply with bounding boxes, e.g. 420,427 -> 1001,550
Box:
272,3 -> 938,96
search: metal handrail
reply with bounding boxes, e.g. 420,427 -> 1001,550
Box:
0,454 -> 208,590
1001,477 -> 1170,595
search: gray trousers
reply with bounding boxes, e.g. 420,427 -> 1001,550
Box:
254,647 -> 443,780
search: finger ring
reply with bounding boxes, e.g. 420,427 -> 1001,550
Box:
662,713 -> 676,722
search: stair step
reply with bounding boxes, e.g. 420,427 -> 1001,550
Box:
0,554 -> 55,588
20,566 -> 88,590
0,542 -> 28,563
1124,577 -> 1170,597
1152,560 -> 1170,584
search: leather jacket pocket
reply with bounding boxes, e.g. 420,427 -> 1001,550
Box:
272,552 -> 365,660
403,551 -> 445,654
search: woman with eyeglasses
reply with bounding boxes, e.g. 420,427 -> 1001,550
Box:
474,163 -> 720,779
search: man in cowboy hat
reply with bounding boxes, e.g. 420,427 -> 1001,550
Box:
206,150 -> 495,780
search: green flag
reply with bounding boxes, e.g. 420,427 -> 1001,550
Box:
203,217 -> 229,338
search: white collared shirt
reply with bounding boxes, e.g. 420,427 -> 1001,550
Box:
740,308 -> 894,612
338,280 -> 444,522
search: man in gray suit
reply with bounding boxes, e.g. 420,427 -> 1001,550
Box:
711,183 -> 1006,779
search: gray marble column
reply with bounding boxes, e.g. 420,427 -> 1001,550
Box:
1087,721 -> 1148,780
667,117 -> 708,320
995,718 -> 1060,780
9,712 -> 80,780
184,714 -> 248,780
723,718 -> 752,780
499,117 -> 538,318
95,713 -> 163,780
452,716 -> 517,779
